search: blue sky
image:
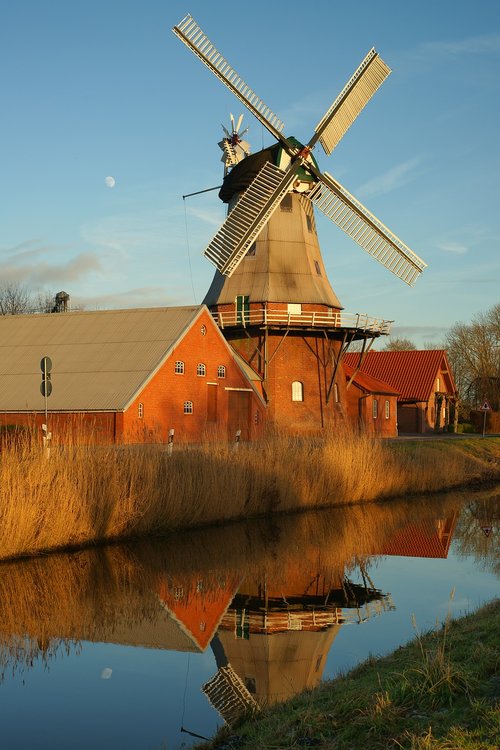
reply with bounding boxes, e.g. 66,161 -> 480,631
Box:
1,0 -> 499,345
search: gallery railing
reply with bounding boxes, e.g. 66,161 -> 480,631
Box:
212,308 -> 392,335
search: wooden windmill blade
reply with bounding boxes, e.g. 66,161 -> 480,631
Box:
204,161 -> 302,276
309,171 -> 427,286
310,49 -> 391,156
173,15 -> 288,146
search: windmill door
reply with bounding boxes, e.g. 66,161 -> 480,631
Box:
227,390 -> 251,440
235,295 -> 250,325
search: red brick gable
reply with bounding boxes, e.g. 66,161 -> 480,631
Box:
344,350 -> 456,402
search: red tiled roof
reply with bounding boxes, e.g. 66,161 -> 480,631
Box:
344,350 -> 456,402
382,519 -> 455,558
344,363 -> 399,395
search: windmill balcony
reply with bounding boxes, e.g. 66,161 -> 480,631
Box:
211,308 -> 392,336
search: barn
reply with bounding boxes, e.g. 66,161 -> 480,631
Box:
0,305 -> 265,444
344,350 -> 458,434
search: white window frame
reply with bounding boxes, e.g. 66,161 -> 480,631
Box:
292,381 -> 304,402
197,363 -> 206,377
217,365 -> 226,378
183,401 -> 193,415
174,360 -> 185,375
138,402 -> 144,419
385,400 -> 390,419
373,399 -> 378,419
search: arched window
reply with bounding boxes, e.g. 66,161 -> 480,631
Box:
174,360 -> 184,375
217,365 -> 226,378
197,363 -> 206,376
183,401 -> 193,414
138,402 -> 144,419
292,381 -> 304,402
385,400 -> 390,419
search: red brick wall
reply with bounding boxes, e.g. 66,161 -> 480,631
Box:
123,308 -> 265,444
0,411 -> 117,443
224,329 -> 347,435
345,385 -> 398,437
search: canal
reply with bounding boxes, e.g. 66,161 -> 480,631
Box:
0,488 -> 498,749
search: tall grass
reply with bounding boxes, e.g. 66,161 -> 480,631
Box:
0,427 -> 498,560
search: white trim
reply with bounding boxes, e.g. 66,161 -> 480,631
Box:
224,387 -> 253,392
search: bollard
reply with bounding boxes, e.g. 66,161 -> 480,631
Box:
233,429 -> 241,451
167,428 -> 175,456
41,423 -> 52,459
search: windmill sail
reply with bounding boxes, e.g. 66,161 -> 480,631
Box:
312,49 -> 391,156
173,15 -> 286,144
204,161 -> 301,276
309,172 -> 426,286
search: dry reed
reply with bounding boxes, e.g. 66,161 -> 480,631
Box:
0,427 -> 498,561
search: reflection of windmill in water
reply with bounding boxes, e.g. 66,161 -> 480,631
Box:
173,16 -> 427,434
202,565 -> 394,724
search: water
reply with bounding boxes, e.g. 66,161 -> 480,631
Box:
0,489 -> 498,750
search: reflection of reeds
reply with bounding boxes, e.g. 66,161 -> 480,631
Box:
0,427 -> 496,560
0,489 -> 471,681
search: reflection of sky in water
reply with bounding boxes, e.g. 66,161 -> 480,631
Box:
0,493 -> 497,750
327,549 -> 499,680
1,644 -> 220,749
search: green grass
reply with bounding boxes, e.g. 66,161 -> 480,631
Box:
198,600 -> 500,750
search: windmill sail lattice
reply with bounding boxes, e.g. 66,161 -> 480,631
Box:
173,15 -> 286,143
313,49 -> 391,156
309,173 -> 426,286
205,162 -> 300,275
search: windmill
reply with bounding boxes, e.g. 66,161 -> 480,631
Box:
173,14 -> 427,434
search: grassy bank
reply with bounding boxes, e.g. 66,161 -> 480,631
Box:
0,430 -> 499,560
200,599 -> 500,750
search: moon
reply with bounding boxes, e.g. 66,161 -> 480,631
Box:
105,175 -> 116,188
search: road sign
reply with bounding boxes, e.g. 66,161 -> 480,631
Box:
40,356 -> 52,373
479,400 -> 492,411
40,380 -> 53,397
41,355 -> 52,399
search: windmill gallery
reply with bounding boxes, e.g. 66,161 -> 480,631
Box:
1,16 -> 446,444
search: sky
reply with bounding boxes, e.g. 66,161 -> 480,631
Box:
1,0 -> 499,346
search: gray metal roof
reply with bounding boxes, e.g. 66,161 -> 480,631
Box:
0,306 -> 203,412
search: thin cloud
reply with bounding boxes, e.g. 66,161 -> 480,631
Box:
357,157 -> 423,198
416,33 -> 500,60
437,242 -> 468,255
0,250 -> 102,286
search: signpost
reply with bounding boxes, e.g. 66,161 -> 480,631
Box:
40,356 -> 52,455
479,399 -> 491,438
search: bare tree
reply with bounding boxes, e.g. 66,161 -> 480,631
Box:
0,283 -> 32,315
445,303 -> 500,410
382,337 -> 417,351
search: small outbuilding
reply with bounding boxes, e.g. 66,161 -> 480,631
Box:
344,349 -> 458,434
343,363 -> 399,437
0,305 -> 265,444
